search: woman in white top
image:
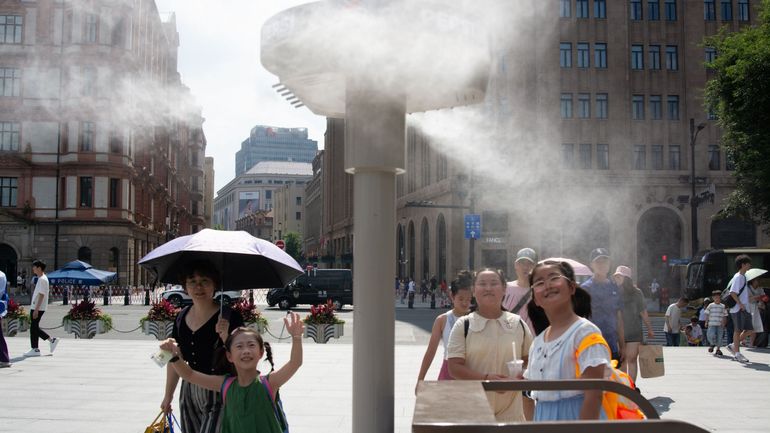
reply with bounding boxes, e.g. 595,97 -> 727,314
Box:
523,260 -> 610,421
416,271 -> 473,390
447,268 -> 533,422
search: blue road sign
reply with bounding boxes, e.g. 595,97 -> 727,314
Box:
464,214 -> 481,239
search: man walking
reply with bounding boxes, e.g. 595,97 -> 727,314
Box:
727,254 -> 752,363
582,248 -> 624,361
0,270 -> 11,367
24,260 -> 59,357
664,297 -> 688,346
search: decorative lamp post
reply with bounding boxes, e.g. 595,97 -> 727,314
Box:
689,118 -> 706,258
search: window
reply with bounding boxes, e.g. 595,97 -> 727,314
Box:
296,196 -> 302,206
665,45 -> 678,70
0,15 -> 22,44
631,45 -> 644,69
665,0 -> 678,20
562,143 -> 574,168
649,0 -> 660,20
109,178 -> 120,208
721,0 -> 732,20
633,145 -> 646,170
560,0 -> 571,17
79,176 -> 93,207
560,43 -> 572,68
651,145 -> 664,169
705,47 -> 717,64
577,42 -> 590,68
738,0 -> 750,21
82,67 -> 95,96
109,130 -> 122,154
84,13 -> 97,43
576,0 -> 589,17
0,68 -> 21,97
59,177 -> 66,208
631,0 -> 643,19
725,149 -> 735,170
265,190 -> 272,199
579,144 -> 592,169
708,106 -> 718,120
667,95 -> 680,120
578,93 -> 591,118
669,145 -> 681,169
597,144 -> 609,169
561,93 -> 573,118
0,121 -> 19,151
296,211 -> 301,220
704,0 -> 716,20
594,43 -> 607,68
632,95 -> 645,120
708,145 -> 721,170
595,0 -> 607,18
596,93 -> 608,119
649,95 -> 662,119
0,177 -> 17,207
649,45 -> 661,69
80,122 -> 94,151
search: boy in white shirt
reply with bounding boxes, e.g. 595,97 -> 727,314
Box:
24,260 -> 59,357
705,290 -> 728,356
727,255 -> 752,363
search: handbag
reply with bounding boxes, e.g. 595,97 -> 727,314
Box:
638,344 -> 665,378
144,411 -> 170,433
722,279 -> 746,309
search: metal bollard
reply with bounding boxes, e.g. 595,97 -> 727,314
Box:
124,287 -> 129,305
144,289 -> 150,306
249,289 -> 254,304
103,289 -> 109,306
62,288 -> 68,305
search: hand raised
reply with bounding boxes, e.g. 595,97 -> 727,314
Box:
284,312 -> 305,337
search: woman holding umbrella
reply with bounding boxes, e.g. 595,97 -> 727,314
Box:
160,260 -> 244,433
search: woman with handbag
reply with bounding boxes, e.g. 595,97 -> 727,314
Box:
613,266 -> 654,383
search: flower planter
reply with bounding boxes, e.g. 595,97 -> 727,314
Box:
303,323 -> 344,344
63,318 -> 108,339
1,317 -> 29,337
246,321 -> 268,335
142,320 -> 175,340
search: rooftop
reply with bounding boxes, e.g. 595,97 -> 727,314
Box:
244,161 -> 313,176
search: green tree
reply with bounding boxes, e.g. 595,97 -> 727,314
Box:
283,231 -> 303,261
705,0 -> 770,225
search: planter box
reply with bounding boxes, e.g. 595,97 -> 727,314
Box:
63,319 -> 108,339
1,317 -> 29,337
303,323 -> 344,344
142,320 -> 175,340
246,321 -> 268,335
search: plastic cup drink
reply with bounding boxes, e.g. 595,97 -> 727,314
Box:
151,349 -> 174,368
507,359 -> 524,378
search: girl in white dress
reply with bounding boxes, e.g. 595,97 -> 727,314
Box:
523,260 -> 611,421
416,271 -> 473,389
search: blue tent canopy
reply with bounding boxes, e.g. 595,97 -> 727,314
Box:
47,260 -> 117,286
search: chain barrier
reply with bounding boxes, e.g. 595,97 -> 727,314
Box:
40,324 -> 64,330
110,324 -> 143,333
265,321 -> 292,340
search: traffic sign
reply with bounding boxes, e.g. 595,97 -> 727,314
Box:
464,214 -> 481,239
275,239 -> 286,250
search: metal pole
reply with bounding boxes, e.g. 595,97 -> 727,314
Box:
468,168 -> 475,271
690,118 -> 697,258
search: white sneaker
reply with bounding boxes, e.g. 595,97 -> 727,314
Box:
727,343 -> 735,354
0,362 -> 11,368
23,349 -> 41,357
49,337 -> 59,354
735,353 -> 750,363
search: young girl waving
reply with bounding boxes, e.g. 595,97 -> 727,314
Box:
523,260 -> 610,421
160,312 -> 304,433
416,271 -> 473,389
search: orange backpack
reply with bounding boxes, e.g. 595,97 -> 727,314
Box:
574,333 -> 645,420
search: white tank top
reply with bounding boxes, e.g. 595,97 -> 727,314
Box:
442,311 -> 460,360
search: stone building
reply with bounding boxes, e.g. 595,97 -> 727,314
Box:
0,0 -> 207,287
234,125 -> 318,177
303,150 -> 323,262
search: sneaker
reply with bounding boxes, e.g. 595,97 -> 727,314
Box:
0,362 -> 11,368
715,349 -> 724,356
23,349 -> 41,357
735,352 -> 750,363
708,346 -> 714,353
727,343 -> 735,354
49,337 -> 59,354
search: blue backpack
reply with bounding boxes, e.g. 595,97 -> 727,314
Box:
221,374 -> 289,432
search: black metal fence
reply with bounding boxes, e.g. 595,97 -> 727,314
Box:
47,287 -> 271,306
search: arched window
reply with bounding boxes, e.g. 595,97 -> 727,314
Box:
421,217 -> 430,280
711,217 -> 756,249
408,221 -> 416,279
637,207 -> 682,290
78,246 -> 92,264
436,214 -> 446,282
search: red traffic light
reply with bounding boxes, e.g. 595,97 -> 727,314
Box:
661,255 -> 668,262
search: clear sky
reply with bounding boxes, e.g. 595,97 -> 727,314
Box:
155,1 -> 326,194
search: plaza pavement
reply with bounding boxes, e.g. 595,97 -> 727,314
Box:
1,305 -> 769,432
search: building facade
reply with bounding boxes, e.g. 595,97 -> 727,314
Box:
303,150 -> 323,261
204,156 -> 214,228
213,160 -> 312,231
320,118 -> 354,269
234,125 -> 318,176
0,0 -> 208,287
272,182 -> 305,240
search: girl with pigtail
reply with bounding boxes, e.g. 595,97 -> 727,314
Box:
160,312 -> 305,433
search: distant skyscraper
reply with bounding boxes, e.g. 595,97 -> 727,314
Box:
235,125 -> 318,176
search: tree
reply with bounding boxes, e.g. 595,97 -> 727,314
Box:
283,231 -> 303,261
705,0 -> 770,226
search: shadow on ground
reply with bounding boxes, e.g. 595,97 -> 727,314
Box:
648,396 -> 674,415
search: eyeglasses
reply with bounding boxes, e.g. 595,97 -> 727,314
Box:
532,274 -> 568,291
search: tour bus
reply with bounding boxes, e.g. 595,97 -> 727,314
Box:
685,248 -> 770,301
266,268 -> 353,310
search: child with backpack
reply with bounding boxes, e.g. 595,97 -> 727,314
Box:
160,312 -> 304,433
523,260 -> 621,420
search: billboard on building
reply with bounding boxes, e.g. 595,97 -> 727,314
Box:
239,191 -> 260,218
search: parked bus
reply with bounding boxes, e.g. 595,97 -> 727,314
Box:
685,248 -> 770,301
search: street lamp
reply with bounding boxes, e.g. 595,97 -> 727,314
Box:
278,222 -> 283,241
690,118 -> 707,258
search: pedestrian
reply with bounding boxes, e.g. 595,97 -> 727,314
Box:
663,297 -> 688,347
685,317 -> 703,346
420,279 -> 428,303
503,248 -> 537,333
439,279 -> 448,308
0,270 -> 11,368
697,297 -> 711,341
407,278 -> 416,309
612,266 -> 654,383
726,254 -> 752,363
447,268 -> 534,422
582,248 -> 624,362
416,270 -> 473,389
160,260 -> 244,433
705,290 -> 728,356
160,312 -> 304,433
24,260 -> 59,357
399,279 -> 406,304
746,268 -> 767,348
523,260 -> 610,421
